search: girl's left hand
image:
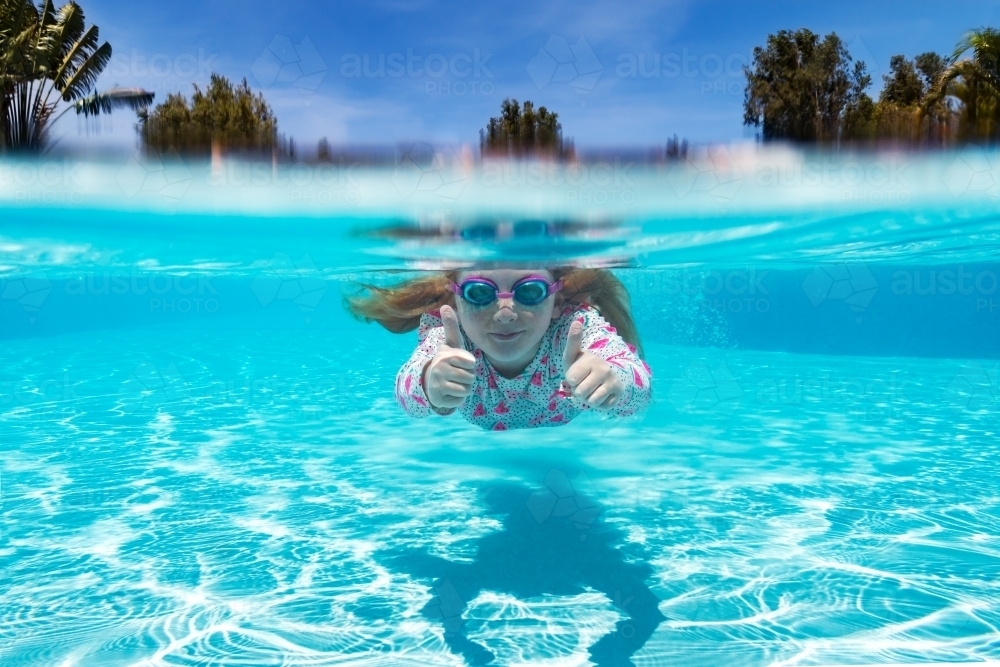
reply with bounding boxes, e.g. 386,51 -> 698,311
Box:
562,320 -> 625,411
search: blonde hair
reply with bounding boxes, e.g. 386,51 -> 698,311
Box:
344,268 -> 643,357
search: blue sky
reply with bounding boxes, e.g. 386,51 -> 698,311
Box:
56,0 -> 1000,152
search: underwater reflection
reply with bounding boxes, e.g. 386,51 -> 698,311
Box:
356,217 -> 636,264
381,479 -> 665,667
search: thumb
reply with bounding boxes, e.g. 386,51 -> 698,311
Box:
562,320 -> 584,371
440,304 -> 464,349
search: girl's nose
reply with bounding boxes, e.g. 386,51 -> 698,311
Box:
494,298 -> 518,322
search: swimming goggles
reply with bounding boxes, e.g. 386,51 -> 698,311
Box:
449,275 -> 563,307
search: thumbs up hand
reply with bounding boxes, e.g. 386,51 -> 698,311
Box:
562,320 -> 625,411
423,305 -> 477,410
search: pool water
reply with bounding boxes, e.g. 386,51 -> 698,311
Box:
2,149 -> 1000,666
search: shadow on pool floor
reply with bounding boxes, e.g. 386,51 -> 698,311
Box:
380,478 -> 666,667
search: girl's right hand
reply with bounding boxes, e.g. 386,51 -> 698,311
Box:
423,305 -> 477,410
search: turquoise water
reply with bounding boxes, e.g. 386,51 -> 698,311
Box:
2,148 -> 1000,666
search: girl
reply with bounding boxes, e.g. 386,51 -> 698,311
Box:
346,267 -> 652,430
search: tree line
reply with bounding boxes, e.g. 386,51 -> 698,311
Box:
743,27 -> 1000,145
4,1 -> 999,156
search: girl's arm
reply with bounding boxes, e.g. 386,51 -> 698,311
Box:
558,305 -> 653,417
395,312 -> 457,417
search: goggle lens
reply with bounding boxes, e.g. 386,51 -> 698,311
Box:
513,281 -> 547,305
463,282 -> 498,305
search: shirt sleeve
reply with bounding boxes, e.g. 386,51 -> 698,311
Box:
395,311 -> 456,418
556,304 -> 653,417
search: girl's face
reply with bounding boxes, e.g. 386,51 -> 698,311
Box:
453,269 -> 559,378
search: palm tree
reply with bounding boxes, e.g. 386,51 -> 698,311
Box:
922,27 -> 1000,141
0,0 -> 153,151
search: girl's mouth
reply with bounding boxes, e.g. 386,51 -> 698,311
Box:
490,331 -> 523,341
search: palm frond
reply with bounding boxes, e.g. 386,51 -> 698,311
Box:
58,39 -> 110,100
52,23 -> 101,91
52,1 -> 87,55
71,86 -> 154,117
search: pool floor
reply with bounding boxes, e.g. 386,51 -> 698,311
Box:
2,321 -> 999,666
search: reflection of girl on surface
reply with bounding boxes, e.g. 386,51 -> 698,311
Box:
347,268 -> 652,430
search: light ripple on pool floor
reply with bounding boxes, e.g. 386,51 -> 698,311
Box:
2,323 -> 999,665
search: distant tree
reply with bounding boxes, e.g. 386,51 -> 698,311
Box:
665,134 -> 688,160
480,98 -> 570,157
742,28 -> 871,143
914,52 -> 948,93
137,73 -> 279,155
923,27 -> 1000,142
852,51 -> 952,144
881,55 -> 925,106
1,0 -> 153,151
